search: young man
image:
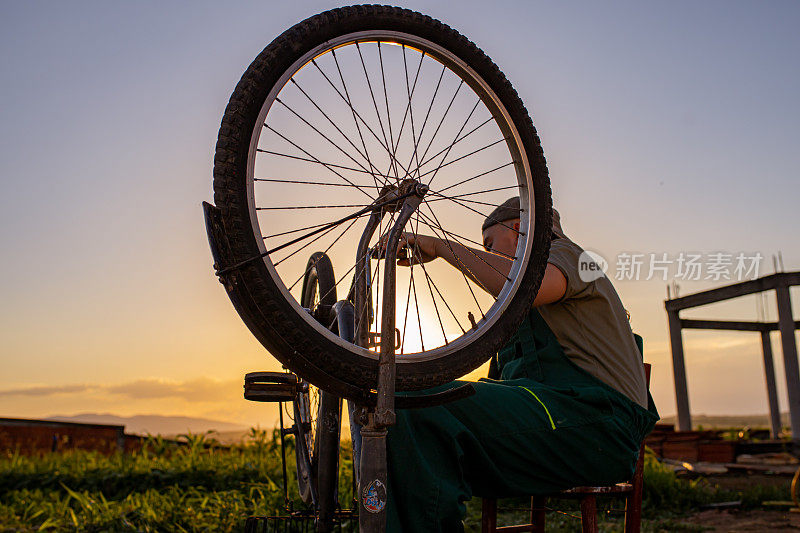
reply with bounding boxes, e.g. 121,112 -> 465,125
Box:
382,198 -> 659,532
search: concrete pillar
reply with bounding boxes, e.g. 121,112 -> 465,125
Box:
760,330 -> 782,439
667,309 -> 692,431
776,283 -> 800,442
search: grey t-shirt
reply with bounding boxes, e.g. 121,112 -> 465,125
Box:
537,237 -> 648,408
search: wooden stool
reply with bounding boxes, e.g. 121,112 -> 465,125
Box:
481,363 -> 651,533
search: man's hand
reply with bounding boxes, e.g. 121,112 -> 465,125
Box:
373,232 -> 439,266
372,224 -> 568,304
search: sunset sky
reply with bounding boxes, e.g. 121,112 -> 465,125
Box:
1,1 -> 798,431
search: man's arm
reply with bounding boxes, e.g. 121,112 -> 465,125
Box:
390,234 -> 567,305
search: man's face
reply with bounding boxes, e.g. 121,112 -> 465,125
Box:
482,218 -> 520,258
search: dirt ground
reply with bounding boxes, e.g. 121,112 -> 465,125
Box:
674,473 -> 799,531
682,509 -> 800,531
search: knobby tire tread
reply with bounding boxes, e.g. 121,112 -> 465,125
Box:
212,5 -> 552,399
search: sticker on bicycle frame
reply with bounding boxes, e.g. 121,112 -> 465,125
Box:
362,479 -> 387,513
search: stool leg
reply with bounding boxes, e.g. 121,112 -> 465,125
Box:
481,498 -> 497,533
580,495 -> 598,533
531,496 -> 546,532
625,444 -> 646,533
624,490 -> 642,533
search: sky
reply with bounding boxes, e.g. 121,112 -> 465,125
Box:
1,1 -> 799,431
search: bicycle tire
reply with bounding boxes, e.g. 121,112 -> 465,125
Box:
300,251 -> 338,311
296,253 -> 342,520
213,5 -> 552,399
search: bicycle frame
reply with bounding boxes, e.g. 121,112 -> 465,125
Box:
352,180 -> 426,532
205,190 -> 476,533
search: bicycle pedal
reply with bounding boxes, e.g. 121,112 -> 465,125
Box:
245,371 -> 298,384
244,371 -> 299,402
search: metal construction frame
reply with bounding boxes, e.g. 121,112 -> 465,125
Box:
665,272 -> 800,440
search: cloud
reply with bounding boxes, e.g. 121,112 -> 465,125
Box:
0,384 -> 95,397
0,377 -> 239,402
107,377 -> 239,401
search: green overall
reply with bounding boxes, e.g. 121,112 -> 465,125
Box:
385,308 -> 660,532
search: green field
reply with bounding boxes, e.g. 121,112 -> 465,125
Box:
0,430 -> 790,532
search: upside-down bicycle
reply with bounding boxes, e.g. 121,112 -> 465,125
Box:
204,5 -> 553,532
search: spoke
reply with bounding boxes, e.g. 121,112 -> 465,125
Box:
356,42 -> 397,181
402,218 -> 448,347
311,58 -> 413,180
403,63 -> 446,180
417,206 -> 511,282
259,190 -> 416,260
422,205 -> 511,281
416,79 -> 464,170
377,45 -> 425,184
264,125 -> 375,200
400,48 -> 428,352
257,204 -> 370,210
257,148 -> 394,181
415,115 -> 493,171
415,137 -> 509,183
413,212 -> 427,350
404,45 -> 424,183
285,214 -> 361,289
393,46 -> 425,162
412,246 -> 424,352
256,178 -> 374,188
419,256 -> 466,335
414,208 -> 515,260
275,97 -> 377,183
274,212 -> 354,268
400,211 -> 420,355
377,42 -> 398,181
417,206 -> 490,316
417,253 -> 449,345
427,184 -> 522,202
286,78 -> 383,190
263,213 -> 368,240
434,162 -> 515,195
426,195 -> 515,210
427,193 -> 523,235
331,48 -> 385,192
425,98 -> 481,188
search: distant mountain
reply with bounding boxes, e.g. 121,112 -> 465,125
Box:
45,413 -> 247,436
658,412 -> 790,430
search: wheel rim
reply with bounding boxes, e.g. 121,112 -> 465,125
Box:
293,390 -> 316,505
245,30 -> 537,363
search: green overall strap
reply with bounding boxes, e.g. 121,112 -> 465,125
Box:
496,330 -> 520,370
496,309 -> 544,381
516,311 -> 543,380
528,307 -> 557,347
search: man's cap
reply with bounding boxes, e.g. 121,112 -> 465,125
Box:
481,197 -> 521,232
482,196 -> 566,239
551,207 -> 566,239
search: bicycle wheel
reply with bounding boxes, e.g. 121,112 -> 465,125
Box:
213,5 -> 552,400
296,253 -> 342,517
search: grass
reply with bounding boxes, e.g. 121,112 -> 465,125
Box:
0,429 -> 355,532
0,436 -> 791,532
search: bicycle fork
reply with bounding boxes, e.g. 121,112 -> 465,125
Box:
354,179 -> 428,533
